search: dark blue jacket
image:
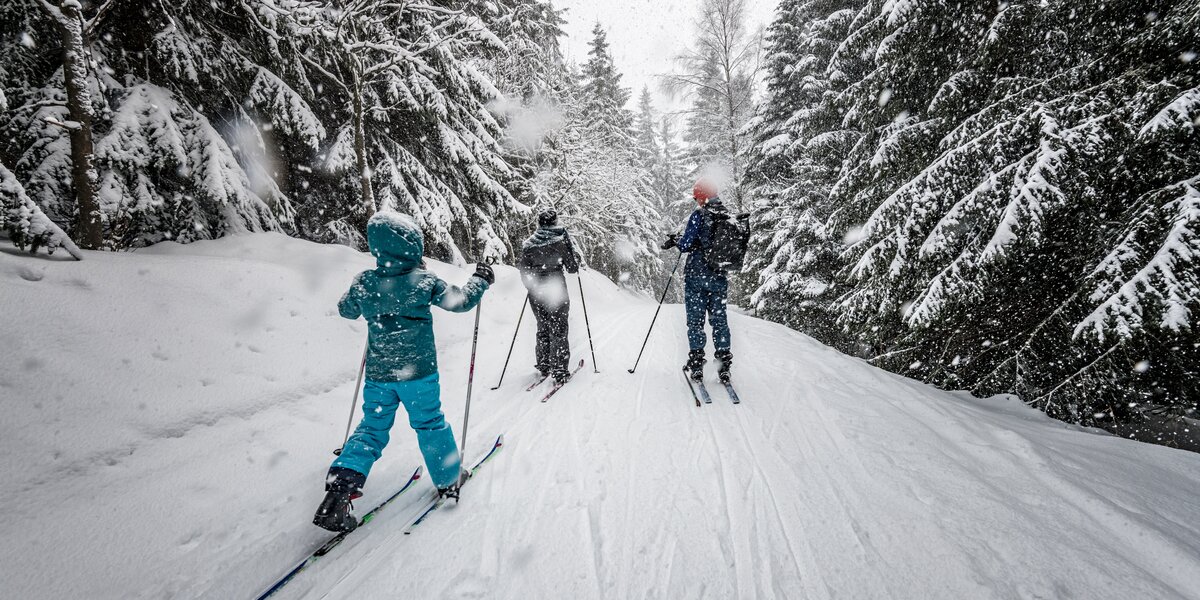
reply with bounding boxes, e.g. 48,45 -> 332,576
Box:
678,201 -> 727,283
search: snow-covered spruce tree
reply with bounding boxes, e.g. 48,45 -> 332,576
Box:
664,0 -> 761,210
633,87 -> 661,185
653,116 -> 691,224
0,158 -> 82,259
580,23 -> 635,148
464,0 -> 566,231
3,1 -> 528,260
820,0 -> 1198,429
466,0 -> 565,101
634,86 -> 686,219
287,1 -> 524,262
2,0 -> 301,248
516,26 -> 664,292
743,0 -> 862,341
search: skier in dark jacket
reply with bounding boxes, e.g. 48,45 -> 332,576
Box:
662,179 -> 733,382
520,209 -> 580,384
313,211 -> 494,533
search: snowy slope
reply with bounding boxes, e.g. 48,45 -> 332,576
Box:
1,235 -> 1199,600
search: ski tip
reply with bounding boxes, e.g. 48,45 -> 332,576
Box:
494,433 -> 505,447
627,368 -> 635,374
414,465 -> 424,478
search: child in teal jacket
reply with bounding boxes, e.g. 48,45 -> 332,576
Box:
314,211 -> 494,533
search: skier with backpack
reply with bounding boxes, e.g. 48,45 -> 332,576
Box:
313,211 -> 494,533
661,179 -> 749,383
520,209 -> 581,385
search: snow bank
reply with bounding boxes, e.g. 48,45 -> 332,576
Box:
1,234 -> 1198,599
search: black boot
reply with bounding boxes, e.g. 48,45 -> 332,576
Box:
684,349 -> 706,381
313,467 -> 366,533
715,349 -> 733,384
437,469 -> 471,503
552,369 -> 571,386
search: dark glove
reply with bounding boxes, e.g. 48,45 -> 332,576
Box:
661,234 -> 679,250
473,262 -> 495,285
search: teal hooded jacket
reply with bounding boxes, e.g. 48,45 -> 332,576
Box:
339,212 -> 489,382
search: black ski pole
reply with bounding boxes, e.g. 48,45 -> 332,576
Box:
334,339 -> 369,455
627,252 -> 683,374
490,295 -> 529,390
577,273 -> 599,373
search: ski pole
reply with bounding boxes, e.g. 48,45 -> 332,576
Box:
460,291 -> 483,467
577,273 -> 598,373
334,339 -> 369,456
490,295 -> 529,390
627,252 -> 683,374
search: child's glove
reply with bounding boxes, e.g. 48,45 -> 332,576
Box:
473,262 -> 495,285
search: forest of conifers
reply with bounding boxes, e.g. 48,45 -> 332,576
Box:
2,0 -> 1197,445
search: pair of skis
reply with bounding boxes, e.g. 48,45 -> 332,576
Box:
683,366 -> 741,407
255,434 -> 505,600
524,359 -> 586,402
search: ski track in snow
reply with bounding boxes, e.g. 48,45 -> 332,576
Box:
2,234 -> 1200,600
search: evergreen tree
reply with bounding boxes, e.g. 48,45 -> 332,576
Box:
745,0 -> 1200,433
1,1 -> 526,261
653,116 -> 689,222
743,0 -> 862,340
514,26 -> 665,292
665,0 -> 761,209
580,23 -> 634,147
1,158 -> 81,259
634,87 -> 660,171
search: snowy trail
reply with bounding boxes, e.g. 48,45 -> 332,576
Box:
2,235 -> 1200,600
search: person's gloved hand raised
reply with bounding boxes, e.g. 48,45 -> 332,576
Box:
473,262 -> 495,285
661,233 -> 680,250
470,261 -> 494,284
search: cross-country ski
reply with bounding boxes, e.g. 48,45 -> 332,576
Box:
402,434 -> 505,535
722,382 -> 741,405
540,359 -> 586,403
683,366 -> 712,406
254,466 -> 423,600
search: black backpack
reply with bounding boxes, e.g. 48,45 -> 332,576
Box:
703,204 -> 751,272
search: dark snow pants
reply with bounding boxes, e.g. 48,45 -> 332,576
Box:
525,274 -> 571,377
685,273 -> 730,352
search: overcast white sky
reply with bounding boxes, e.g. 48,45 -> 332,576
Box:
552,0 -> 780,115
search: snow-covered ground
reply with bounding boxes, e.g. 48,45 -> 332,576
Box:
2,234 -> 1199,600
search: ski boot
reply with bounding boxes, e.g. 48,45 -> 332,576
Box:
437,469 -> 472,504
684,349 -> 706,381
313,467 -> 366,533
715,349 -> 733,384
552,370 -> 571,386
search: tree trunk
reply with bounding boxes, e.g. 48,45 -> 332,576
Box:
58,0 -> 102,249
352,73 -> 376,223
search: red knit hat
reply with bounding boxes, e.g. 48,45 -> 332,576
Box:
693,179 -> 718,202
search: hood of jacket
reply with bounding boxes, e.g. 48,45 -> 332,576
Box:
367,212 -> 424,274
523,226 -> 568,249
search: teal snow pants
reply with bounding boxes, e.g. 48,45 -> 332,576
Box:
330,373 -> 461,489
